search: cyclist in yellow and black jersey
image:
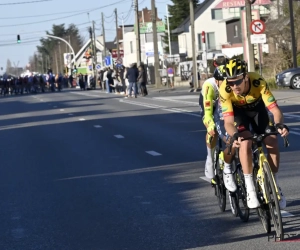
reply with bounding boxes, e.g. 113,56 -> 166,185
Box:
219,59 -> 289,209
199,66 -> 236,192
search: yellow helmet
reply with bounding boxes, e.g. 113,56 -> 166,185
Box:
223,59 -> 247,79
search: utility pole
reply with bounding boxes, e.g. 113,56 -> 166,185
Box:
134,0 -> 141,64
288,0 -> 297,68
115,8 -> 120,60
151,0 -> 161,88
166,4 -> 172,55
245,1 -> 255,72
102,12 -> 107,67
92,21 -> 98,77
190,0 -> 198,90
58,41 -> 62,72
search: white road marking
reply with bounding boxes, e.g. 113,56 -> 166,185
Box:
94,125 -> 102,128
152,96 -> 198,106
60,109 -> 64,111
40,99 -> 43,101
200,176 -> 295,217
68,113 -> 73,116
146,151 -> 162,156
79,118 -> 85,121
114,135 -> 124,139
290,131 -> 300,136
121,99 -> 201,118
120,99 -> 166,109
281,210 -> 295,218
200,176 -> 211,183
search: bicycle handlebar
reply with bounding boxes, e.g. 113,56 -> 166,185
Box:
227,131 -> 289,155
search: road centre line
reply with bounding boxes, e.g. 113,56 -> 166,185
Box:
200,176 -> 294,217
114,135 -> 124,139
94,125 -> 102,128
146,151 -> 162,156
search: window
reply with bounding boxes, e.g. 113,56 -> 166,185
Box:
211,9 -> 223,20
197,33 -> 203,51
228,7 -> 244,17
207,32 -> 216,51
130,41 -> 133,53
234,25 -> 238,38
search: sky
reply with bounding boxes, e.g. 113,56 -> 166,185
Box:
0,0 -> 172,71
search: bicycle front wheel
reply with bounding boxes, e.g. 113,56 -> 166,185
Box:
253,165 -> 271,233
263,161 -> 284,240
235,167 -> 249,222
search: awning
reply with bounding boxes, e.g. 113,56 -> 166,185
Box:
213,0 -> 271,9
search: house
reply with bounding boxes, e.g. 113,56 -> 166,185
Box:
121,8 -> 166,67
172,0 -> 273,69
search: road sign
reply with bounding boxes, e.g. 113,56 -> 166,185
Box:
250,20 -> 266,34
105,56 -> 111,66
250,34 -> 266,44
96,64 -> 101,70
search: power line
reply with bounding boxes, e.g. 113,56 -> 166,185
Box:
0,0 -> 130,28
0,10 -> 85,20
0,0 -> 52,5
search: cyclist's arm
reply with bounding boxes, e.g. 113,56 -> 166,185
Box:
202,82 -> 215,130
260,81 -> 283,124
219,81 -> 237,137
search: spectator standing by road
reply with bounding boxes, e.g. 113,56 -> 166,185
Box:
137,65 -> 148,96
125,63 -> 139,98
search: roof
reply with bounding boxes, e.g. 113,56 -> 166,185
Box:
171,0 -> 214,35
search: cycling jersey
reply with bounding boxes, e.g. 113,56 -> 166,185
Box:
200,77 -> 220,126
219,72 -> 277,117
199,77 -> 227,140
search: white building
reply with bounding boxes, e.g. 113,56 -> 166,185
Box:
173,0 -> 273,61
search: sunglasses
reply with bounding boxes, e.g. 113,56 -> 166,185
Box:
227,77 -> 244,87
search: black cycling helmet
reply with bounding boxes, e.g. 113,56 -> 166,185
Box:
213,66 -> 224,81
223,59 -> 247,79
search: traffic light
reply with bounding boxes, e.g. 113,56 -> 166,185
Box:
17,34 -> 21,43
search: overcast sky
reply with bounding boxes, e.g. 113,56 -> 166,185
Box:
0,0 -> 172,71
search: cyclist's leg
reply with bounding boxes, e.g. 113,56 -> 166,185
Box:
234,107 -> 260,208
217,119 -> 237,192
203,104 -> 217,179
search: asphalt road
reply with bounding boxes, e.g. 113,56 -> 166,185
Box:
0,87 -> 300,250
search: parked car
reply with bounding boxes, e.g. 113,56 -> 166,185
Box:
276,68 -> 300,89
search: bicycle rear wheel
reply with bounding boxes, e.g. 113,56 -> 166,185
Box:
253,166 -> 271,233
229,192 -> 238,217
216,177 -> 226,212
263,162 -> 284,240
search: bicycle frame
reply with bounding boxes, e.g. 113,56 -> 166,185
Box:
254,146 -> 281,204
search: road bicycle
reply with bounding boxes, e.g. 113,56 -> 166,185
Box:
211,135 -> 227,212
237,131 -> 289,240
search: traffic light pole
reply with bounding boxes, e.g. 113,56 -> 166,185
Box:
45,34 -> 76,75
